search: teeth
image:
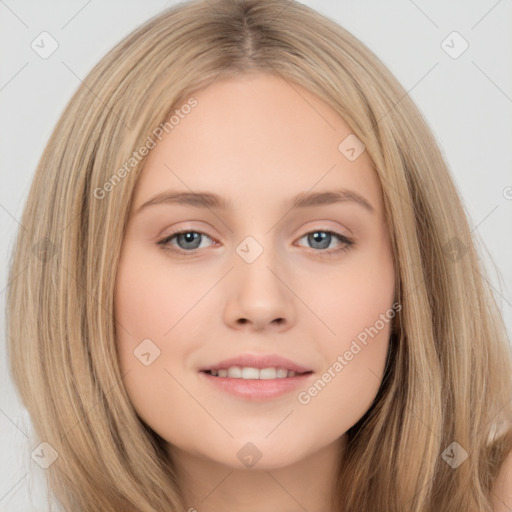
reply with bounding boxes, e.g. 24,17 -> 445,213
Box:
228,366 -> 242,378
209,366 -> 300,379
261,368 -> 278,379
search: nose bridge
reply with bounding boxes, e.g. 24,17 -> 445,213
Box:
235,232 -> 271,266
229,205 -> 281,267
234,231 -> 284,294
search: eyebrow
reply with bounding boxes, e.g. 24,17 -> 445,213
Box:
136,188 -> 375,214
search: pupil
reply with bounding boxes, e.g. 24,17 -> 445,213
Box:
310,232 -> 329,249
180,232 -> 200,249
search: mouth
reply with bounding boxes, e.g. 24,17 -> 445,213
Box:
197,353 -> 314,400
201,367 -> 313,379
198,366 -> 315,401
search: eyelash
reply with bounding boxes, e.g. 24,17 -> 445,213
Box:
156,228 -> 355,258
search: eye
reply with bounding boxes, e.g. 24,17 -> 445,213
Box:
295,230 -> 355,255
156,229 -> 355,257
157,230 -> 215,255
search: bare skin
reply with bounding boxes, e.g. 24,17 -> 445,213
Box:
114,72 -> 396,511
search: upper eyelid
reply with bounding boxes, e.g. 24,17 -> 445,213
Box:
159,219 -> 352,239
158,227 -> 353,246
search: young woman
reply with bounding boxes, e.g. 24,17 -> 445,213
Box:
6,0 -> 512,510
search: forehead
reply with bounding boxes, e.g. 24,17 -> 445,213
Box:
130,72 -> 383,216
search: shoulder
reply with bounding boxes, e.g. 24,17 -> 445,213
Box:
492,449 -> 512,511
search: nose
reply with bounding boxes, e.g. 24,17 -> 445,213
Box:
222,247 -> 296,332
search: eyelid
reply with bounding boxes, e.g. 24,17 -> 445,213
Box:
156,228 -> 217,252
156,225 -> 355,258
294,229 -> 354,256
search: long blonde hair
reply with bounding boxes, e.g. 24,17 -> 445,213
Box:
6,0 -> 512,510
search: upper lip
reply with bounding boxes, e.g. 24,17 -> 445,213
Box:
198,353 -> 313,374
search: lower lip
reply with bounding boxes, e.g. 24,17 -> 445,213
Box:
199,371 -> 314,401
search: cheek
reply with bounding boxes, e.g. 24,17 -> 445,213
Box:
114,244 -> 205,356
115,252 -> 173,339
113,244 -> 177,372
308,235 -> 395,343
298,238 -> 395,414
113,246 -> 193,432
113,242 -> 221,413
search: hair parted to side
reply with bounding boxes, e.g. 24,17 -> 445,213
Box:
6,0 -> 512,510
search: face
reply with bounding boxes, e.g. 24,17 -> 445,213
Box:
114,72 -> 395,470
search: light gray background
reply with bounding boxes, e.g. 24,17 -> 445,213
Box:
1,1 -> 511,510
